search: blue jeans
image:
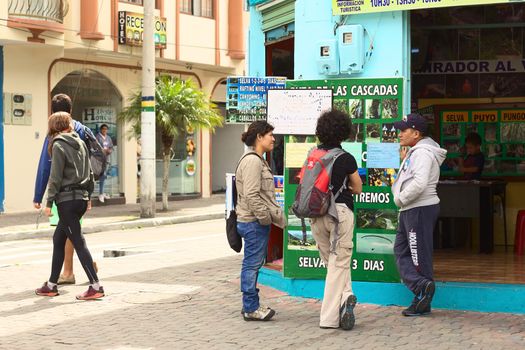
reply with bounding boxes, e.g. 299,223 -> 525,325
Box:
98,173 -> 106,194
237,221 -> 271,313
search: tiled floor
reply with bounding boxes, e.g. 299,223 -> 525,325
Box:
434,248 -> 525,284
267,248 -> 525,285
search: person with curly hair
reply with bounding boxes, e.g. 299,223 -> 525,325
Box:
310,109 -> 362,330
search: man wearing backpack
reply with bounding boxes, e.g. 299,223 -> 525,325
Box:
297,110 -> 362,330
33,93 -> 99,285
392,113 -> 447,316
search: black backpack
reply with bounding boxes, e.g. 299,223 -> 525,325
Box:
82,126 -> 107,181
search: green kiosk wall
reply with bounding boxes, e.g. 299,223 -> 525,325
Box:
282,78 -> 404,282
440,109 -> 525,177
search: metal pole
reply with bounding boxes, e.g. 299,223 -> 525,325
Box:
140,0 -> 156,218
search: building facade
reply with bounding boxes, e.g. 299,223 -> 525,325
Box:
247,0 -> 525,313
0,0 -> 247,212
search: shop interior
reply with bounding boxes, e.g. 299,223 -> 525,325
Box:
411,3 -> 525,284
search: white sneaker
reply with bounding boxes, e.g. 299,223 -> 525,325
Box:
243,306 -> 275,321
98,194 -> 105,203
103,193 -> 111,199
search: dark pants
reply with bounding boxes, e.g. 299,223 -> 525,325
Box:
394,204 -> 440,295
49,200 -> 99,284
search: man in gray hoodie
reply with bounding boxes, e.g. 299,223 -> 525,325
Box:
392,113 -> 447,316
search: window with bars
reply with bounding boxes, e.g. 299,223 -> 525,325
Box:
180,0 -> 214,18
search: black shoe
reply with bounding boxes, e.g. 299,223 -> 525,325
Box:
339,294 -> 357,330
402,301 -> 431,316
416,280 -> 435,313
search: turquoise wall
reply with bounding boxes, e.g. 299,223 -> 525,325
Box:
248,6 -> 266,77
0,46 -> 4,212
247,0 -> 411,112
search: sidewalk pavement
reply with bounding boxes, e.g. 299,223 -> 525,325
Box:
0,194 -> 225,242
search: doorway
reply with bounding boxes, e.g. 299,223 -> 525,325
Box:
411,3 -> 525,284
52,69 -> 123,198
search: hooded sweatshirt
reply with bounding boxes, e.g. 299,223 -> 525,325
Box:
46,132 -> 94,208
34,120 -> 91,204
392,137 -> 447,211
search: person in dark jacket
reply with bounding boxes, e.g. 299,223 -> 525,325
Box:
457,132 -> 484,180
33,94 -> 98,285
35,112 -> 104,300
95,123 -> 114,203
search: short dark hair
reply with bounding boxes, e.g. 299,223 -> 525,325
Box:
315,109 -> 352,146
100,124 -> 109,130
466,132 -> 482,146
51,94 -> 72,113
241,121 -> 274,147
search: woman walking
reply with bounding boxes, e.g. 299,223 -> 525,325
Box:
35,112 -> 104,300
235,121 -> 285,321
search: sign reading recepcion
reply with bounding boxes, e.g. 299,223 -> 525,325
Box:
118,11 -> 167,49
332,0 -> 517,15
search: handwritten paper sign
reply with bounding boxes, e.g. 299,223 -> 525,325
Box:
267,89 -> 333,135
285,143 -> 317,168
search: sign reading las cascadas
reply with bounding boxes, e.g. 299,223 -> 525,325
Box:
332,0 -> 518,15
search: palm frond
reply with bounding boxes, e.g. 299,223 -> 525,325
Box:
118,77 -> 224,141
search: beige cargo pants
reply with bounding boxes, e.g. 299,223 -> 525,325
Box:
310,204 -> 355,328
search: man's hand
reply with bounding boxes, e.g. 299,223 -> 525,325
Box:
87,200 -> 92,211
44,207 -> 53,217
400,146 -> 409,161
33,202 -> 41,209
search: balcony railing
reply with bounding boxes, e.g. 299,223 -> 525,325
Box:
8,0 -> 69,24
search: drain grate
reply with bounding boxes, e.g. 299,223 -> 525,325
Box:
103,250 -> 150,258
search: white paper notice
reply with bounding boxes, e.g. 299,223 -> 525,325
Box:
267,89 -> 333,135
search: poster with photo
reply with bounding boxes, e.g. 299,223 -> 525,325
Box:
225,76 -> 286,123
440,109 -> 525,177
366,99 -> 381,119
350,123 -> 364,142
382,99 -> 399,119
382,124 -> 398,143
283,78 -> 403,282
368,168 -> 397,187
356,209 -> 399,231
366,124 -> 381,143
333,99 -> 349,114
349,99 -> 364,119
442,123 -> 462,138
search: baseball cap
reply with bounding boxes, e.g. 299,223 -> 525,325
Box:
393,113 -> 427,133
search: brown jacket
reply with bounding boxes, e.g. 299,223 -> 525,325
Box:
235,150 -> 285,228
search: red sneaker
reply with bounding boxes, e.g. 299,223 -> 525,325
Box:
76,286 -> 105,300
35,282 -> 59,297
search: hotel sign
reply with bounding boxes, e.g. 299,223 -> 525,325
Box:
118,11 -> 167,49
